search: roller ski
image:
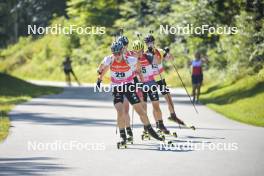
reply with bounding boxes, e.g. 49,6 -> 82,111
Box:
156,121 -> 177,138
157,130 -> 178,138
168,114 -> 196,130
126,127 -> 134,144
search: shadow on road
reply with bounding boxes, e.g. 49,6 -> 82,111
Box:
158,99 -> 193,105
0,157 -> 69,176
41,87 -> 192,104
125,143 -> 194,152
185,135 -> 225,140
10,113 -> 117,127
22,102 -> 113,109
45,87 -> 113,102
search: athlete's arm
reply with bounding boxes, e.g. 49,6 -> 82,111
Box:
155,48 -> 164,64
135,61 -> 144,82
201,55 -> 209,64
98,65 -> 109,81
97,62 -> 104,75
164,52 -> 174,61
97,56 -> 112,80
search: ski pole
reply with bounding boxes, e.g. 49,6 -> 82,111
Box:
131,107 -> 134,130
154,64 -> 182,128
170,61 -> 199,114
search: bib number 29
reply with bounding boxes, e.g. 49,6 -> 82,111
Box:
115,72 -> 125,78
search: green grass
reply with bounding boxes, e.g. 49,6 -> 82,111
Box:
0,73 -> 62,141
200,73 -> 264,127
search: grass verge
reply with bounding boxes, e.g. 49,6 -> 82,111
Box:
0,73 -> 62,141
200,73 -> 264,127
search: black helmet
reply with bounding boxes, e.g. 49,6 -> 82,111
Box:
111,41 -> 123,53
117,36 -> 129,46
144,34 -> 155,43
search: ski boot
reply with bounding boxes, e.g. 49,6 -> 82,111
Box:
168,113 -> 185,125
168,113 -> 195,130
141,126 -> 151,141
156,120 -> 177,137
145,124 -> 165,141
126,127 -> 133,144
156,120 -> 170,135
117,129 -> 127,149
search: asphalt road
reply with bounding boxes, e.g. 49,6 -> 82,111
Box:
0,82 -> 263,176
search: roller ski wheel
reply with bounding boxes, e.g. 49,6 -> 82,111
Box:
158,129 -> 177,138
127,136 -> 133,144
166,132 -> 177,138
159,130 -> 170,135
117,141 -> 127,149
141,131 -> 151,141
183,125 -> 196,130
172,132 -> 178,137
167,140 -> 173,145
161,135 -> 165,141
152,133 -> 165,141
190,126 -> 196,130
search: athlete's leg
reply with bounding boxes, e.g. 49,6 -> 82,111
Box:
151,101 -> 162,121
164,93 -> 175,114
152,99 -> 170,134
196,74 -> 203,102
132,103 -> 149,125
192,74 -> 197,102
114,102 -> 126,129
141,89 -> 148,114
192,84 -> 197,102
156,79 -> 175,114
123,98 -> 133,139
197,84 -> 201,102
65,74 -> 70,85
113,89 -> 127,142
156,79 -> 185,125
68,74 -> 72,86
125,83 -> 164,141
71,70 -> 81,85
123,98 -> 130,127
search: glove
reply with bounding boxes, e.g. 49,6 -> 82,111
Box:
96,79 -> 102,88
163,47 -> 170,57
147,47 -> 154,54
133,76 -> 140,84
97,70 -> 102,75
164,47 -> 170,53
